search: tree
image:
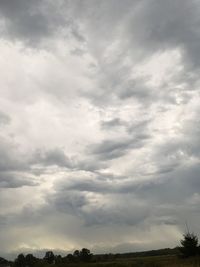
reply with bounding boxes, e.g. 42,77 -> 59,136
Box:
15,254 -> 26,267
66,254 -> 74,262
25,254 -> 37,267
44,251 -> 55,264
73,250 -> 80,258
179,232 -> 199,258
72,250 -> 80,262
54,255 -> 62,264
80,248 -> 92,262
0,257 -> 8,265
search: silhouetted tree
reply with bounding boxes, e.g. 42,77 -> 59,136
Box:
0,257 -> 8,265
80,248 -> 92,262
71,250 -> 80,262
66,254 -> 74,262
179,232 -> 199,258
25,254 -> 37,267
15,254 -> 26,267
44,251 -> 55,264
54,255 -> 62,264
73,250 -> 80,258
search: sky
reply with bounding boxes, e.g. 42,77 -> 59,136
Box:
0,0 -> 200,259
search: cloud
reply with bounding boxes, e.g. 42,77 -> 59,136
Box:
0,172 -> 37,188
31,148 -> 74,168
0,111 -> 10,126
101,118 -> 126,130
0,0 -> 85,47
0,0 -> 200,257
90,134 -> 150,160
128,0 -> 200,69
0,140 -> 26,172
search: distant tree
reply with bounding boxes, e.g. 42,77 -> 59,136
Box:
15,254 -> 26,267
80,248 -> 92,262
66,254 -> 74,262
0,257 -> 8,265
25,254 -> 37,267
44,251 -> 55,264
71,250 -> 80,262
73,250 -> 80,259
179,232 -> 199,258
54,255 -> 62,264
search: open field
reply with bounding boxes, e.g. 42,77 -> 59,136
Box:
51,256 -> 200,267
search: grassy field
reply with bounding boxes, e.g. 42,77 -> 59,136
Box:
54,255 -> 200,267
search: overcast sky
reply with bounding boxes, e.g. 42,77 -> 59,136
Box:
0,0 -> 200,259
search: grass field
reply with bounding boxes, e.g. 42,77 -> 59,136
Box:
53,255 -> 200,267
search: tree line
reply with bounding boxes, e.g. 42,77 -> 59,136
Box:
13,248 -> 92,267
0,232 -> 200,267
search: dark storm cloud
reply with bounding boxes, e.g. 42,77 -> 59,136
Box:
0,0 -> 84,46
127,0 -> 200,69
31,148 -> 74,168
30,148 -> 108,172
90,134 -> 149,160
0,172 -> 37,188
0,0 -> 48,43
0,138 -> 37,188
75,159 -> 107,172
57,174 -> 115,194
0,140 -> 33,189
48,190 -> 87,216
50,162 -> 200,200
42,160 -> 200,229
46,179 -> 151,227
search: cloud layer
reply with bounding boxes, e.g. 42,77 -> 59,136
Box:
0,0 -> 200,258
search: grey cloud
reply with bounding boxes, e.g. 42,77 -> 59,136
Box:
75,160 -> 107,172
1,0 -> 200,255
101,118 -> 151,143
101,118 -> 126,130
0,138 -> 38,188
30,148 -> 107,173
151,109 -> 200,176
32,148 -> 74,168
45,159 -> 200,227
46,178 -> 150,227
0,172 -> 37,188
70,48 -> 86,57
48,190 -> 87,216
0,138 -> 28,172
90,134 -> 149,160
118,78 -> 153,101
0,0 -> 84,46
128,164 -> 200,207
127,119 -> 151,134
0,112 -> 11,126
127,0 -> 200,69
0,0 -> 47,43
91,139 -> 132,160
79,0 -> 200,107
43,173 -> 186,229
63,177 -> 110,194
82,202 -> 149,227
